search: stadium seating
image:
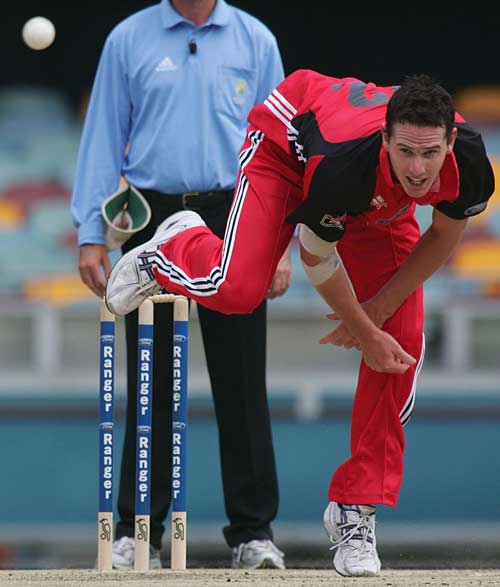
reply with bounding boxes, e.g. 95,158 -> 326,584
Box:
0,85 -> 499,309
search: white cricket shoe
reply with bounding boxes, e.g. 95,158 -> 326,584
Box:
111,536 -> 162,570
323,501 -> 381,577
105,210 -> 205,316
232,539 -> 286,569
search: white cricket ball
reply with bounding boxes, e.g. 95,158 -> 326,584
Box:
22,16 -> 56,51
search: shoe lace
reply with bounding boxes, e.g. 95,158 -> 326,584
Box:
147,282 -> 163,296
328,513 -> 376,555
234,540 -> 284,563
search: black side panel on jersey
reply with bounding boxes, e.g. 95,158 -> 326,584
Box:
436,123 -> 495,219
287,113 -> 381,242
288,112 -> 328,159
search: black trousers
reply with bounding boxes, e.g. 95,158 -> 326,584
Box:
115,192 -> 279,550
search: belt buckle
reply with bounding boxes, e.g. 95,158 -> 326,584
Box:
181,191 -> 200,210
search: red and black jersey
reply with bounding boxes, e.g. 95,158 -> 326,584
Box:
249,69 -> 495,242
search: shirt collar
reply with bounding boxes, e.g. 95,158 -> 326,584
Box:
161,0 -> 230,29
378,146 -> 459,206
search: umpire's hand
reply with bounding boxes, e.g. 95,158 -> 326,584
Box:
79,244 -> 111,297
267,247 -> 292,299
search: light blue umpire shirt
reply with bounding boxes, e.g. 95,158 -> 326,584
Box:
71,0 -> 284,246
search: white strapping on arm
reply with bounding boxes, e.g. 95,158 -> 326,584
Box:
298,224 -> 338,256
299,224 -> 340,286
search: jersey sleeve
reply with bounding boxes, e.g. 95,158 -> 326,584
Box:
248,69 -> 340,154
435,123 -> 495,219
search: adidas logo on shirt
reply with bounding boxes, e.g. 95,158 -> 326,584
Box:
370,195 -> 388,210
156,56 -> 177,72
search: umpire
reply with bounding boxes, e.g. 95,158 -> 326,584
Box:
72,0 -> 290,570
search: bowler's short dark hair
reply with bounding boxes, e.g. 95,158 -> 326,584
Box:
386,74 -> 455,142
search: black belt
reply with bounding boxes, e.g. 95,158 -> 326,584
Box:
139,188 -> 234,211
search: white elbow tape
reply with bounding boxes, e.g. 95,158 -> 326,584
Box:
301,253 -> 340,286
298,224 -> 338,257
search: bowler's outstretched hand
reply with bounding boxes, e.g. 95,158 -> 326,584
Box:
320,322 -> 416,374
